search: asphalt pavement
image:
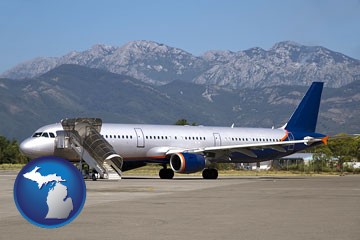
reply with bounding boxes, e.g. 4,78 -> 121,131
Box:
1,172 -> 359,240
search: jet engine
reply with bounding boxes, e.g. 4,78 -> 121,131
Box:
170,153 -> 206,174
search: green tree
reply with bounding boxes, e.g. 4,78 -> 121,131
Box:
355,136 -> 360,161
0,136 -> 28,164
175,119 -> 197,126
328,134 -> 358,171
312,143 -> 334,172
311,134 -> 360,172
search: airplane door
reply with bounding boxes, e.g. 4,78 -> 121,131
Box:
134,128 -> 145,148
213,133 -> 221,146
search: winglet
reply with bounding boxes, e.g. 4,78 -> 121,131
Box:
322,136 -> 329,145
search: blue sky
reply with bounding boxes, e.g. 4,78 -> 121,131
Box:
1,0 -> 359,73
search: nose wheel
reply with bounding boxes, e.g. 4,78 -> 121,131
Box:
159,168 -> 174,179
202,168 -> 218,179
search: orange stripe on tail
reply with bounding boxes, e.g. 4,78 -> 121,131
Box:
281,131 -> 289,141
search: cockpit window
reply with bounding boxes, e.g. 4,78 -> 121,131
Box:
32,132 -> 42,137
42,132 -> 49,138
32,132 -> 55,138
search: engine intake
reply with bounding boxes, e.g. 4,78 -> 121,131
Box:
170,153 -> 206,174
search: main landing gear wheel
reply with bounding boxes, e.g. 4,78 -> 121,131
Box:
91,173 -> 97,181
202,168 -> 218,179
159,168 -> 174,179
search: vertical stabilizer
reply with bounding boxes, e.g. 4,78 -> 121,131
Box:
284,82 -> 324,133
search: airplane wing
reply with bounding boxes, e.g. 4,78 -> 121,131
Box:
166,137 -> 326,158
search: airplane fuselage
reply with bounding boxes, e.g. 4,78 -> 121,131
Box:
20,122 -> 319,164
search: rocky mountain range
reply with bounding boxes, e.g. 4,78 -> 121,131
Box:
2,41 -> 359,89
1,64 -> 359,141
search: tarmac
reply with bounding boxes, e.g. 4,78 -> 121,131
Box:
0,172 -> 359,240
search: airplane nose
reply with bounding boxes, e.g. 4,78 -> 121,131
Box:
19,138 -> 38,158
20,137 -> 55,159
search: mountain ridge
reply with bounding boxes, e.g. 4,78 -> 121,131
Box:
2,40 -> 359,89
1,64 -> 359,141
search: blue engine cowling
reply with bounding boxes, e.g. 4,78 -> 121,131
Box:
170,153 -> 206,174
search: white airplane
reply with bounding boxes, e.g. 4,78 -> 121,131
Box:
20,82 -> 328,179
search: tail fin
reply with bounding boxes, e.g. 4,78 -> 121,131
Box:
284,82 -> 324,133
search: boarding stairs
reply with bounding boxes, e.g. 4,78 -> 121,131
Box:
54,118 -> 123,180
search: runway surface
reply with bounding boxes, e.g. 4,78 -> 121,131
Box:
1,172 -> 359,240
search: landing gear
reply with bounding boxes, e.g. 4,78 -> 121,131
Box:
91,169 -> 98,181
202,168 -> 218,179
159,168 -> 174,179
91,173 -> 97,181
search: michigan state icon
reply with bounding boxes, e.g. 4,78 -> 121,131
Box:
13,156 -> 86,228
